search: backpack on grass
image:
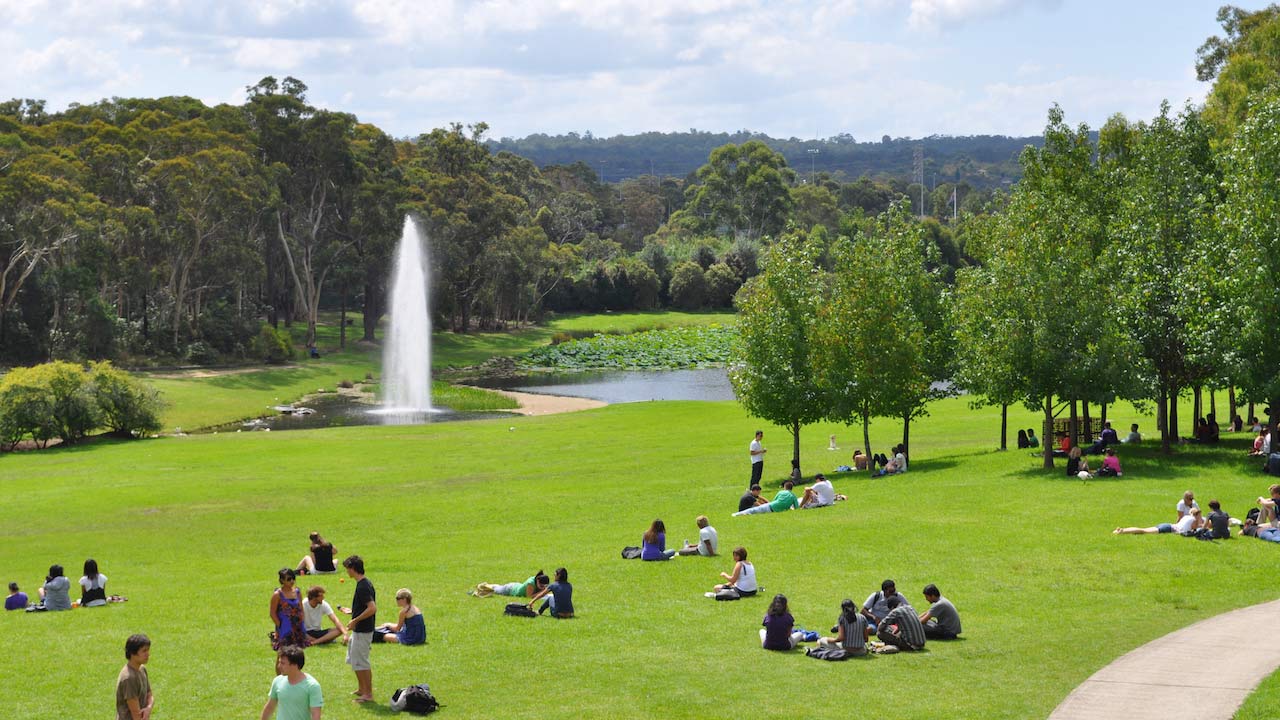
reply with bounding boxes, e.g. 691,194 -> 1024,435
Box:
805,647 -> 851,661
390,683 -> 439,714
504,603 -> 538,618
621,546 -> 642,560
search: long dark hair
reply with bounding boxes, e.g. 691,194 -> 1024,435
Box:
643,519 -> 666,545
841,598 -> 858,624
554,567 -> 568,583
83,558 -> 99,579
534,570 -> 550,589
767,593 -> 789,616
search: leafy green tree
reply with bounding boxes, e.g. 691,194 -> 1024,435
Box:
668,261 -> 707,309
87,361 -> 164,437
1197,4 -> 1280,138
686,140 -> 795,239
730,231 -> 827,476
704,263 -> 741,308
790,183 -> 840,232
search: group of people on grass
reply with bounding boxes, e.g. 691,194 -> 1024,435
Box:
1111,487 -> 1280,542
760,579 -> 962,655
470,567 -> 575,618
735,475 -> 847,517
753,430 -> 907,489
8,558 -> 121,612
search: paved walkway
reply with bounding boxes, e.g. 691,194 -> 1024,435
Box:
1050,597 -> 1280,719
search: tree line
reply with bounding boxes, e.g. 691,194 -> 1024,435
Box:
731,4 -> 1280,472
0,78 -> 979,366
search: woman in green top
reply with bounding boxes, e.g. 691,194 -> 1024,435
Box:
471,570 -> 549,598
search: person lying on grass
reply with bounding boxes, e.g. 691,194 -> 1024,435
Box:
640,519 -> 677,560
471,571 -> 550,599
817,599 -> 869,655
373,588 -> 424,645
1114,507 -> 1203,535
732,481 -> 799,516
708,546 -> 757,600
676,516 -> 718,556
1241,517 -> 1280,542
302,585 -> 347,645
738,485 -> 767,512
529,567 -> 574,617
760,594 -> 805,651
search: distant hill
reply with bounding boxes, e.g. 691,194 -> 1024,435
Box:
487,130 -> 1044,189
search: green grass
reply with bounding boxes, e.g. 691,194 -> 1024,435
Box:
2,396 -> 1277,719
1236,669 -> 1280,719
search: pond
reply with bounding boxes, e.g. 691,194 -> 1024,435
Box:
202,393 -> 512,433
474,368 -> 737,404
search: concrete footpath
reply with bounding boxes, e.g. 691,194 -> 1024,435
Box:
1050,597 -> 1280,719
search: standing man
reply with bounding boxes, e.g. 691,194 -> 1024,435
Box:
116,634 -> 153,720
260,645 -> 323,720
343,555 -> 376,704
749,430 -> 766,488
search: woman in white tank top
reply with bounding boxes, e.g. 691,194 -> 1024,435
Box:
708,547 -> 757,598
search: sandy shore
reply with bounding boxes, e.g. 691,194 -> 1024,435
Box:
478,388 -> 607,415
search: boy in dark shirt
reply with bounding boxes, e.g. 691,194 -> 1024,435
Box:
343,555 -> 376,704
1207,500 -> 1232,539
739,485 -> 765,512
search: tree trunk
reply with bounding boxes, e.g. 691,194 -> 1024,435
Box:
862,408 -> 872,462
1000,403 -> 1008,450
1170,384 -> 1180,444
1193,385 -> 1203,426
1249,401 -> 1256,425
1069,399 -> 1079,449
1083,400 -> 1091,444
902,413 -> 911,463
1043,395 -> 1055,469
791,420 -> 801,481
1229,385 -> 1237,422
339,282 -> 347,350
1101,402 -> 1107,426
1210,387 -> 1217,422
1158,383 -> 1171,455
362,281 -> 379,342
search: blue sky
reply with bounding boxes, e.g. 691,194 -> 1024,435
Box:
0,1 -> 1251,140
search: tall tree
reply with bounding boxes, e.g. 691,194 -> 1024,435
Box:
730,230 -> 826,477
686,140 -> 795,240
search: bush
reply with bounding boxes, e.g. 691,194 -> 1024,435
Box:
87,361 -> 165,437
252,324 -> 296,364
338,379 -> 354,389
704,263 -> 743,308
669,261 -> 708,310
0,361 -> 97,446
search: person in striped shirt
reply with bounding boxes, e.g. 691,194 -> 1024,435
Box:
817,599 -> 869,655
877,595 -> 926,651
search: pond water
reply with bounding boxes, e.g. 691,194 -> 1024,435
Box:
202,393 -> 511,433
475,368 -> 737,403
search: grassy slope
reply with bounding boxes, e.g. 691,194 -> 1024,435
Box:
1,397 -> 1275,719
148,310 -> 735,430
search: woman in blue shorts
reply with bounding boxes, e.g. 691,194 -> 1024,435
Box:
1114,508 -> 1202,535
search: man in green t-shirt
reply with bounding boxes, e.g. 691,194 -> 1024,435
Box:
733,481 -> 800,516
260,645 -> 324,720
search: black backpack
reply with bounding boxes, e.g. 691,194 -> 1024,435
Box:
806,646 -> 851,661
621,546 -> 642,560
504,602 -> 538,618
391,684 -> 439,714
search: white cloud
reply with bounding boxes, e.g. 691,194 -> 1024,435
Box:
907,0 -> 1060,32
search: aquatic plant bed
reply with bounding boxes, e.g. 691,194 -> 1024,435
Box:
517,325 -> 737,369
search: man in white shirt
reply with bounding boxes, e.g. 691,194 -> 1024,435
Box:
748,431 -> 766,488
800,474 -> 836,508
302,586 -> 347,645
677,516 -> 718,556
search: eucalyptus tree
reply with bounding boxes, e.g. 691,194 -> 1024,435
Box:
686,140 -> 795,240
730,230 -> 827,477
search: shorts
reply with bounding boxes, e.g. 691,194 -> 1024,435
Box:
1157,523 -> 1174,534
346,631 -> 372,671
306,629 -> 329,639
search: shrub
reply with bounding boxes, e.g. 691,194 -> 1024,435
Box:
252,324 -> 295,364
0,372 -> 57,449
669,261 -> 708,310
0,361 -> 97,445
87,361 -> 165,437
704,263 -> 742,308
338,379 -> 354,389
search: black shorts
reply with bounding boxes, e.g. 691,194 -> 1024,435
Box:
306,629 -> 329,639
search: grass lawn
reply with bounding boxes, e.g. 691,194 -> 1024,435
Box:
146,310 -> 736,430
2,396 -> 1277,719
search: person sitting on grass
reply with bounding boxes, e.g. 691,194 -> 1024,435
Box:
759,594 -> 805,651
1122,423 -> 1142,443
708,546 -> 757,600
471,571 -> 550,599
875,445 -> 908,476
676,516 -> 718,556
1177,491 -> 1199,520
373,588 -> 425,645
79,558 -> 109,608
302,585 -> 347,645
38,564 -> 72,611
1096,447 -> 1123,477
1017,429 -> 1030,449
1249,428 -> 1268,457
1027,428 -> 1040,448
5,582 -> 28,611
733,481 -> 799,516
1054,432 -> 1072,457
1065,447 -> 1091,478
817,599 -> 869,655
296,532 -> 338,576
800,474 -> 837,509
852,450 -> 870,471
530,567 -> 574,618
1257,485 -> 1280,527
918,584 -> 962,640
1114,507 -> 1203,536
862,579 -> 908,633
640,519 -> 676,560
877,595 -> 926,651
1085,422 -> 1119,454
739,485 -> 767,512
1206,500 -> 1233,540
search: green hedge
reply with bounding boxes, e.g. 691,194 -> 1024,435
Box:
0,361 -> 164,449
